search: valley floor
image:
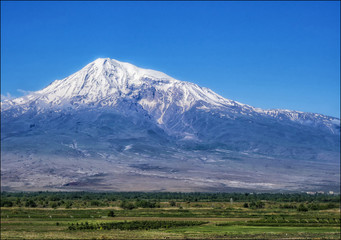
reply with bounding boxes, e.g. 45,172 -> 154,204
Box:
1,198 -> 340,239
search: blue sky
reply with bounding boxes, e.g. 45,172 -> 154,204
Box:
1,1 -> 340,117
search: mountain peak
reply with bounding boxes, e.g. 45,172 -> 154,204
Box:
4,58 -> 178,108
4,58 -> 231,113
90,58 -> 121,70
86,57 -> 175,82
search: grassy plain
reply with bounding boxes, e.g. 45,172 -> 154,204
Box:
1,193 -> 340,239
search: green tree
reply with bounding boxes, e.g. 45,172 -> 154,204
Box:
297,203 -> 308,212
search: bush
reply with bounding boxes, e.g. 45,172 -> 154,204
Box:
307,202 -> 338,210
1,200 -> 13,207
51,202 -> 58,209
90,200 -> 100,206
120,200 -> 135,210
280,203 -> 297,209
65,201 -> 72,209
107,210 -> 115,217
308,203 -> 320,210
326,202 -> 338,209
49,196 -> 60,201
297,203 -> 308,212
243,203 -> 249,208
249,201 -> 264,209
135,200 -> 157,208
25,200 -> 37,208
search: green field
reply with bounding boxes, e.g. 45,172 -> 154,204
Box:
1,192 -> 340,239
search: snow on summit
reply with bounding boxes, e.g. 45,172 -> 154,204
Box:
2,58 -> 236,120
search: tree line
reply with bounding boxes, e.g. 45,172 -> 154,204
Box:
1,191 -> 339,208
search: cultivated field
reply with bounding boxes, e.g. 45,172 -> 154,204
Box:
1,192 -> 340,239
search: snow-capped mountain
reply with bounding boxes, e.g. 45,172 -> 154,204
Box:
1,58 -> 340,192
2,58 -> 338,129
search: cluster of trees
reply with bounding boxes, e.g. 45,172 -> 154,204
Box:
217,217 -> 341,227
279,203 -> 297,209
243,201 -> 265,209
119,199 -> 161,209
278,202 -> 338,212
119,200 -> 136,210
1,200 -> 13,207
307,202 -> 338,210
0,197 -> 80,209
296,202 -> 338,212
68,220 -> 207,231
243,201 -> 339,211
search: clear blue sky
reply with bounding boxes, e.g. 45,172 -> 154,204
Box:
1,1 -> 340,118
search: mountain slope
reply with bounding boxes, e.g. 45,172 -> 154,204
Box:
1,58 -> 340,192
